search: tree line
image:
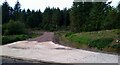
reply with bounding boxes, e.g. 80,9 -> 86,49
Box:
2,0 -> 120,35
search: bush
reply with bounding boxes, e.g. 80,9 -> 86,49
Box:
65,32 -> 75,37
110,44 -> 120,53
111,44 -> 120,49
88,38 -> 113,50
3,20 -> 27,35
2,35 -> 30,45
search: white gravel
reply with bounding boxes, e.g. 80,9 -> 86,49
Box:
0,41 -> 119,63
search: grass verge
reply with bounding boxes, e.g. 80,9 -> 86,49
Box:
55,29 -> 120,54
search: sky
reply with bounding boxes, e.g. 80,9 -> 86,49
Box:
0,0 -> 120,12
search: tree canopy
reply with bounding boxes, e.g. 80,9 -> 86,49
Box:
2,0 -> 120,34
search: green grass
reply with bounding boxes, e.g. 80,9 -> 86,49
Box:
56,29 -> 120,53
67,34 -> 90,44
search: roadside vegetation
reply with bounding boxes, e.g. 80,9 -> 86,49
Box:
2,34 -> 38,45
55,29 -> 120,54
2,20 -> 39,45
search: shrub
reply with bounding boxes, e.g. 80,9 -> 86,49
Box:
88,38 -> 113,50
4,20 -> 27,35
65,32 -> 75,37
110,44 -> 120,53
2,35 -> 29,45
111,44 -> 120,49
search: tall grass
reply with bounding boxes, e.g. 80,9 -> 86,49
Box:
64,29 -> 119,50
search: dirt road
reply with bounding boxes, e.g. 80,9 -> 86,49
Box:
27,32 -> 55,42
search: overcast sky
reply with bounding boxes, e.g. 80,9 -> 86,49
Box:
0,0 -> 120,12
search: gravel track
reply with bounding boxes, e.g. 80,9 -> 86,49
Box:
1,32 -> 118,65
1,32 -> 59,64
27,32 -> 55,42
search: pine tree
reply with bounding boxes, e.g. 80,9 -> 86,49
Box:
42,7 -> 53,30
2,1 -> 10,24
52,8 -> 62,30
70,2 -> 84,32
13,0 -> 21,21
86,2 -> 108,31
61,8 -> 70,27
19,9 -> 27,24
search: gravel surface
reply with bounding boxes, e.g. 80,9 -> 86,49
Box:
0,32 -> 119,64
1,32 -> 71,64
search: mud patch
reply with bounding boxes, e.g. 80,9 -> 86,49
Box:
10,47 -> 30,49
54,47 -> 72,50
